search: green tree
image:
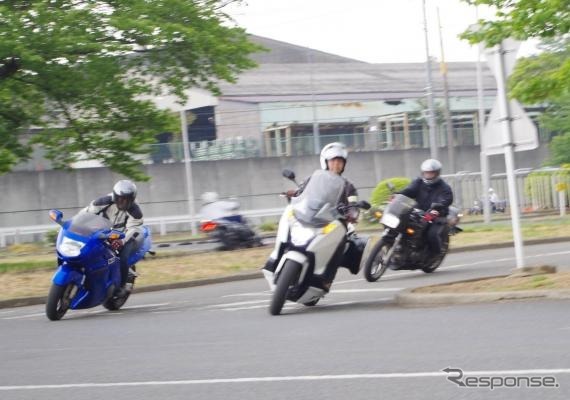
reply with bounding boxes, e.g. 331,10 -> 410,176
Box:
461,0 -> 570,103
0,0 -> 261,180
461,1 -> 570,166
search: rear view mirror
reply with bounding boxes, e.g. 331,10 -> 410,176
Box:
282,169 -> 296,181
357,200 -> 371,210
49,209 -> 64,225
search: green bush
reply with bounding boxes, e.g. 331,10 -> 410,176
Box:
45,229 -> 60,246
258,221 -> 278,232
370,177 -> 412,207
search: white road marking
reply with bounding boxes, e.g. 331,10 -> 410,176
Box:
222,292 -> 271,298
1,368 -> 568,391
3,312 -> 46,320
124,303 -> 170,309
331,288 -> 402,293
205,300 -> 269,309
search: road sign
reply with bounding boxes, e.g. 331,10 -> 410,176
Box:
481,39 -> 538,156
482,100 -> 539,155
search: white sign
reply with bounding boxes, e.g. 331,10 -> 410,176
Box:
481,39 -> 539,156
482,99 -> 539,155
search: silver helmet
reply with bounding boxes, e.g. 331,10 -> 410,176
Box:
112,180 -> 137,210
420,159 -> 442,185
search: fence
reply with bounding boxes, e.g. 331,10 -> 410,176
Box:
0,207 -> 284,248
2,168 -> 569,248
442,167 -> 570,212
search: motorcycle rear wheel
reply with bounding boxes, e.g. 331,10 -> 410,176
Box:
422,240 -> 449,273
46,283 -> 74,321
103,291 -> 130,311
363,239 -> 391,282
269,260 -> 301,316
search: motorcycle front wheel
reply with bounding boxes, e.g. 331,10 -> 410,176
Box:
363,238 -> 392,282
46,283 -> 75,321
269,260 -> 301,316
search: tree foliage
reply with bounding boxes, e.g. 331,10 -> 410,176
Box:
461,0 -> 570,103
0,0 -> 261,179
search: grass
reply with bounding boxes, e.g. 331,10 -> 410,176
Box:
0,246 -> 272,301
414,271 -> 570,294
2,214 -> 570,301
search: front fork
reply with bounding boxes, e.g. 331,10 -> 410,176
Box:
381,229 -> 402,267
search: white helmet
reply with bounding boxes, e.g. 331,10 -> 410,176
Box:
320,142 -> 348,172
420,159 -> 442,185
201,191 -> 219,204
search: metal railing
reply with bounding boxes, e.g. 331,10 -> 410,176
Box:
0,207 -> 284,248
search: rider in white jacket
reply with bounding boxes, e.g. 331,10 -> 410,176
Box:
85,180 -> 144,296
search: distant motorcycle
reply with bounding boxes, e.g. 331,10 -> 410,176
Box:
199,198 -> 262,250
46,210 -> 153,320
363,194 -> 462,282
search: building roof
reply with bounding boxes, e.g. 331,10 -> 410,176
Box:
219,36 -> 498,103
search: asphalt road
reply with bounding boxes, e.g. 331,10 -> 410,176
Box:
1,242 -> 570,400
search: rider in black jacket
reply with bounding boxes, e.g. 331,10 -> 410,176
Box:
399,159 -> 454,257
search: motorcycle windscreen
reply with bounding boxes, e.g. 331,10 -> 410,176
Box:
291,170 -> 344,227
381,194 -> 417,228
67,212 -> 113,238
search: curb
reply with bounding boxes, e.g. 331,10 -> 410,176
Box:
2,237 -> 570,310
448,236 -> 570,253
395,287 -> 570,307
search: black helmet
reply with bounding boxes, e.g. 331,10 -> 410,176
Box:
112,180 -> 137,211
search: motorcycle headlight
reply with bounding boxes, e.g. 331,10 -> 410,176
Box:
381,213 -> 400,229
290,221 -> 316,247
58,237 -> 86,257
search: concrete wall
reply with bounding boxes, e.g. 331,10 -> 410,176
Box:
216,100 -> 261,141
0,145 -> 550,228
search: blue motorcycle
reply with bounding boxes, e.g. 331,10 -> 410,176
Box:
46,209 -> 153,321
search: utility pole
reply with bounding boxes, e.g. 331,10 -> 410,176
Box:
495,42 -> 525,268
308,48 -> 321,154
475,7 -> 492,224
437,7 -> 455,173
422,0 -> 438,159
180,110 -> 198,236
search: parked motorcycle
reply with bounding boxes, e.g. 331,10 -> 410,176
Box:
362,194 -> 462,282
199,197 -> 262,250
45,209 -> 153,320
263,169 -> 370,315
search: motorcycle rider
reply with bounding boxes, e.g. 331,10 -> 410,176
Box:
398,159 -> 454,258
200,192 -> 242,223
84,180 -> 144,297
263,142 -> 367,288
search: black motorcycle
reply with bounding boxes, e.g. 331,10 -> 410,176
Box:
363,194 -> 462,282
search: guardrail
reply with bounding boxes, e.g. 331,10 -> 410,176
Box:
0,207 -> 285,248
